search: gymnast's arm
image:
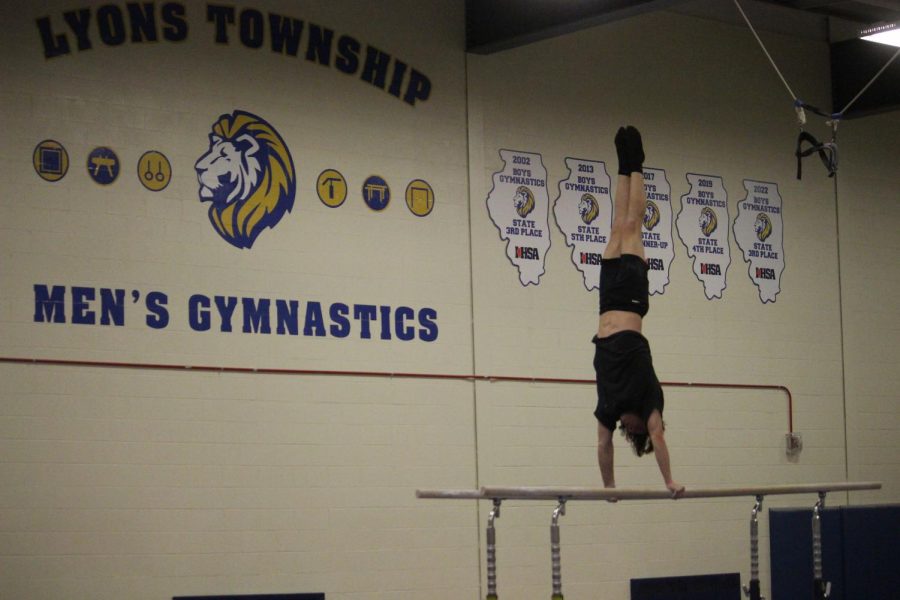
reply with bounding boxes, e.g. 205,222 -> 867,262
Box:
597,422 -> 615,488
648,410 -> 685,497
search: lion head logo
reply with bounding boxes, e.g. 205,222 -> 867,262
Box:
512,186 -> 535,218
699,207 -> 718,237
754,213 -> 772,242
578,194 -> 599,225
195,110 -> 295,249
643,200 -> 660,231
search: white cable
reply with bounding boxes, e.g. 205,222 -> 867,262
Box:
838,45 -> 900,116
733,0 -> 798,101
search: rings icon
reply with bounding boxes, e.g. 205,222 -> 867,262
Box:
137,150 -> 172,192
33,140 -> 69,182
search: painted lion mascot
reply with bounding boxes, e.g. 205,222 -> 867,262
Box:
578,193 -> 599,225
754,212 -> 773,242
699,206 -> 718,237
513,185 -> 535,218
195,110 -> 296,249
643,200 -> 660,231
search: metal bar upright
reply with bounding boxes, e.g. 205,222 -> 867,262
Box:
550,498 -> 567,600
486,498 -> 501,600
743,495 -> 764,600
812,492 -> 831,600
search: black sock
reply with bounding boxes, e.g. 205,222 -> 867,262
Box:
614,127 -> 630,175
625,126 -> 644,174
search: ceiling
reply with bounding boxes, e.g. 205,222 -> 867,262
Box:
770,0 -> 900,24
465,0 -> 900,53
464,0 -> 900,116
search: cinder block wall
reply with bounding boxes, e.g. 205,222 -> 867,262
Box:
838,113 -> 900,503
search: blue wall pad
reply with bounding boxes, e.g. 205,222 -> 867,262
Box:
770,504 -> 900,600
769,507 -> 844,600
841,505 -> 900,600
630,572 -> 741,599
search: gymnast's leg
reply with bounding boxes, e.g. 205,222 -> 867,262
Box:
619,126 -> 646,260
607,126 -> 645,260
605,128 -> 630,260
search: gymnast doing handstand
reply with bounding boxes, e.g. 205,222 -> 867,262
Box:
593,126 -> 684,497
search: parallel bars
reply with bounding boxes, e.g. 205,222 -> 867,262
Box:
417,482 -> 882,600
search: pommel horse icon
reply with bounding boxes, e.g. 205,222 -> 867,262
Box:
91,156 -> 116,177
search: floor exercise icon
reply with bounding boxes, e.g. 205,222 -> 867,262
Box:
33,140 -> 69,182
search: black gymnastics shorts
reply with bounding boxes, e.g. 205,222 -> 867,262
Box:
592,330 -> 664,431
599,254 -> 649,317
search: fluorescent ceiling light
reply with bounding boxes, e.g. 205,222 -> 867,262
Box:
860,23 -> 900,48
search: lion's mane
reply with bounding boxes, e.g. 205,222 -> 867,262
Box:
513,186 -> 535,218
755,213 -> 772,242
197,110 -> 295,249
579,194 -> 599,225
644,200 -> 660,231
700,207 -> 718,237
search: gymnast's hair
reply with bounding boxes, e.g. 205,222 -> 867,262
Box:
620,419 -> 665,457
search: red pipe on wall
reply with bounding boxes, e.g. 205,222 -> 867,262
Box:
0,356 -> 793,432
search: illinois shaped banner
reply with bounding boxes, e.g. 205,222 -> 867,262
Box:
734,180 -> 785,303
677,173 -> 731,299
641,168 -> 675,295
486,149 -> 551,286
553,158 -> 612,291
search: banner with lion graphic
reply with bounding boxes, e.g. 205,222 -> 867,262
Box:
733,180 -> 785,303
676,173 -> 731,300
486,149 -> 551,286
641,168 -> 675,295
553,157 -> 612,291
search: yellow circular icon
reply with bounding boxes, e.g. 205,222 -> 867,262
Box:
316,169 -> 348,207
405,179 -> 434,217
137,150 -> 172,192
33,140 -> 69,182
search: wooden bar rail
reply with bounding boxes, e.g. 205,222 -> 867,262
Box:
417,481 -> 881,501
